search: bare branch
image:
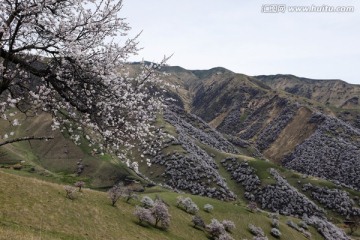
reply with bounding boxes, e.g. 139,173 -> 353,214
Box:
0,136 -> 54,147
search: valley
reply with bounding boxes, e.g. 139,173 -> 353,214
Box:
1,64 -> 360,239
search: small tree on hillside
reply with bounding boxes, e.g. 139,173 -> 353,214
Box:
247,201 -> 258,213
271,219 -> 279,228
218,233 -> 235,240
108,185 -> 122,207
122,185 -> 139,203
151,200 -> 171,229
134,206 -> 154,225
176,196 -> 199,214
141,196 -> 155,209
74,181 -> 85,192
176,196 -> 184,207
248,224 -> 265,237
64,185 -> 76,200
108,184 -> 139,206
204,203 -> 214,213
192,215 -> 205,229
206,219 -> 225,238
271,228 -> 281,238
222,220 -> 236,233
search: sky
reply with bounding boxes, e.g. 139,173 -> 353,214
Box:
122,0 -> 360,84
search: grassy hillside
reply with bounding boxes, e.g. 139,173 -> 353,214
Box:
0,170 -> 325,240
0,112 -> 141,189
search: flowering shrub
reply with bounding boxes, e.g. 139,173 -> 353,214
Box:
64,185 -> 76,200
141,196 -> 154,209
192,215 -> 205,229
176,196 -> 199,214
270,228 -> 281,238
204,204 -> 214,213
134,206 -> 154,225
222,220 -> 235,233
206,219 -> 225,238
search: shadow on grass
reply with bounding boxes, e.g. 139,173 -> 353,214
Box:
132,220 -> 169,232
133,220 -> 152,229
188,223 -> 205,231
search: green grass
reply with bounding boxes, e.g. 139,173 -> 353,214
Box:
162,144 -> 187,155
247,160 -> 278,185
0,112 -> 143,189
197,142 -> 256,198
239,112 -> 248,123
155,113 -> 177,136
0,170 -> 325,240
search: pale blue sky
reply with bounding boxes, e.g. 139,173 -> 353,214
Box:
122,0 -> 360,84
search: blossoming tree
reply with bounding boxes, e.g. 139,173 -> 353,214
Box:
0,0 -> 166,157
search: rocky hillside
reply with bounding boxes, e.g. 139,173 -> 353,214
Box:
255,74 -> 360,129
154,65 -> 360,193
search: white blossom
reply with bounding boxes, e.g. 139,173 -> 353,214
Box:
0,0 -> 168,158
131,161 -> 139,173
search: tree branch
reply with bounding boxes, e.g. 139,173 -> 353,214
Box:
0,48 -> 50,77
0,136 -> 54,147
0,8 -> 21,41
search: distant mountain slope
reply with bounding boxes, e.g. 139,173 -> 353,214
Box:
254,74 -> 360,109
